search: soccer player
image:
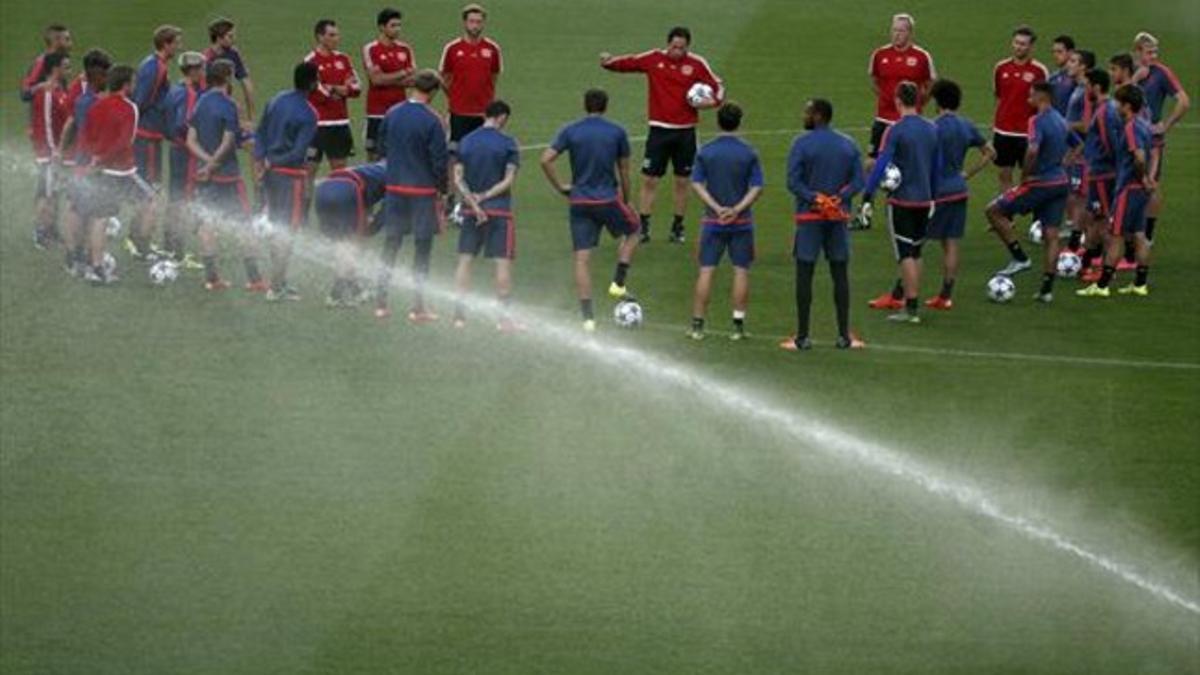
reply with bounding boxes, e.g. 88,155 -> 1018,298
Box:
1047,35 -> 1076,115
1131,32 -> 1189,247
862,81 -> 939,324
923,80 -> 994,309
1077,85 -> 1154,298
540,88 -> 641,332
1078,68 -> 1121,281
129,25 -> 183,257
29,52 -> 71,250
439,4 -> 502,154
163,51 -> 206,262
1108,53 -> 1134,88
601,26 -> 723,243
865,14 -> 935,165
20,23 -> 72,102
781,98 -> 863,351
187,59 -> 253,291
1062,49 -> 1096,254
203,18 -> 256,121
376,69 -> 448,321
253,62 -> 320,300
78,65 -> 153,284
452,100 -> 521,330
363,8 -> 416,161
688,102 -> 763,342
985,82 -> 1076,303
60,49 -> 112,276
305,19 -> 362,173
992,25 -> 1049,192
314,161 -> 387,307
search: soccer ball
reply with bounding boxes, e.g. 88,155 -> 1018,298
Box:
881,163 -> 902,192
448,202 -> 465,227
105,217 -> 123,239
986,274 -> 1016,303
686,82 -> 714,108
613,299 -> 644,328
250,213 -> 273,238
1056,251 -> 1083,278
101,252 -> 117,277
149,259 -> 180,285
1028,220 -> 1044,244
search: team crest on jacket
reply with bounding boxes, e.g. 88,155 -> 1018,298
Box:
335,61 -> 345,70
481,48 -> 492,58
906,56 -> 917,66
1022,72 -> 1034,82
681,64 -> 694,76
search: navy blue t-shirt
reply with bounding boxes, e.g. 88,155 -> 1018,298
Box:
459,126 -> 519,211
691,135 -> 763,231
550,115 -> 630,202
933,112 -> 985,199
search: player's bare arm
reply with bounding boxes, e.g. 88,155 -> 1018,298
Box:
964,143 -> 997,180
616,156 -> 632,205
1160,88 -> 1190,135
453,163 -> 486,219
539,148 -> 569,195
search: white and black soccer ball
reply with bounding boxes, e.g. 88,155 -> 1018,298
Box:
986,274 -> 1016,303
1028,220 -> 1044,244
1056,251 -> 1083,278
881,163 -> 902,192
686,82 -> 714,108
100,251 -> 118,277
250,213 -> 273,238
149,259 -> 180,285
105,217 -> 123,239
613,299 -> 644,328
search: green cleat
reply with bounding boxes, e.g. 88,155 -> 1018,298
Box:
1075,283 -> 1110,298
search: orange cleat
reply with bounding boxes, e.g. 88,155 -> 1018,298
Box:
924,296 -> 953,310
244,279 -> 270,293
778,335 -> 812,351
406,309 -> 440,324
868,293 -> 904,310
1079,267 -> 1102,283
373,306 -> 392,319
1116,258 -> 1137,271
204,278 -> 232,292
496,318 -> 526,334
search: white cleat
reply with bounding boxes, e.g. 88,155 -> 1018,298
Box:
996,258 -> 1032,277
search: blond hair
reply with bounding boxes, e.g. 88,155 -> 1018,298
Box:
892,13 -> 915,30
153,25 -> 182,50
1132,31 -> 1158,50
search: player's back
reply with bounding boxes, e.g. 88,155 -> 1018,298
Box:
133,53 -> 169,133
257,90 -> 317,167
1115,116 -> 1152,190
382,101 -> 446,189
1084,99 -> 1120,174
190,89 -> 240,175
1028,109 -> 1071,182
886,115 -> 938,203
460,126 -> 518,208
555,116 -> 628,201
934,113 -> 984,198
349,161 -> 389,204
1137,62 -> 1182,128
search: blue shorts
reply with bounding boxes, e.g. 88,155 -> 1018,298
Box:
793,219 -> 850,263
928,199 -> 967,240
1068,163 -> 1085,195
263,168 -> 309,230
1086,175 -> 1115,218
698,226 -> 754,268
315,178 -> 362,239
167,145 -> 193,203
194,178 -> 250,219
569,201 -> 639,251
1111,186 -> 1150,236
458,213 -> 515,259
992,181 -> 1069,229
384,192 -> 442,241
134,136 -> 163,185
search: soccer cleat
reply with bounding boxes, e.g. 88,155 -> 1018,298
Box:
729,326 -> 747,341
779,336 -> 812,352
836,333 -> 866,350
204,279 -> 232,292
887,311 -> 921,324
1117,283 -> 1149,297
639,228 -> 651,244
995,258 -> 1033,276
687,328 -> 706,341
373,307 -> 392,320
122,237 -> 139,256
1116,258 -> 1137,272
582,319 -> 596,333
607,282 -> 629,299
178,253 -> 205,270
496,318 -> 526,333
668,225 -> 685,244
406,309 -> 440,324
1079,267 -> 1102,283
1033,291 -> 1053,304
452,317 -> 467,329
1075,283 -> 1110,298
924,296 -> 953,310
244,279 -> 271,293
867,293 -> 904,310
33,228 -> 52,250
265,285 -> 301,302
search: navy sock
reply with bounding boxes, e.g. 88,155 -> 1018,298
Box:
1099,265 -> 1115,289
1145,217 -> 1157,242
1040,272 -> 1054,295
890,278 -> 903,300
1007,240 -> 1029,262
580,298 -> 594,320
614,262 -> 630,286
1135,265 -> 1149,286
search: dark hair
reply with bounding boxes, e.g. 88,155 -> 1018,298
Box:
294,61 -> 319,90
153,25 -> 183,50
1109,53 -> 1134,73
1052,34 -> 1075,50
808,98 -> 833,123
1114,83 -> 1144,113
208,18 -> 235,43
584,88 -> 608,114
377,8 -> 402,27
930,79 -> 961,110
485,99 -> 511,118
412,68 -> 442,93
208,59 -> 234,87
44,23 -> 68,45
667,26 -> 691,44
462,3 -> 486,20
1013,25 -> 1036,42
314,19 -> 337,38
895,80 -> 919,107
716,102 -> 743,131
1085,68 -> 1110,93
1075,49 -> 1096,70
82,48 -> 112,74
107,65 -> 134,92
1031,81 -> 1053,98
43,51 -> 68,73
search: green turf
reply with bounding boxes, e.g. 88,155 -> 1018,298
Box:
2,1 -> 1198,673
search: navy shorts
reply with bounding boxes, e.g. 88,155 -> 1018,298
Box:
793,219 -> 850,263
458,213 -> 515,259
698,226 -> 754,268
569,201 -> 640,251
315,178 -> 362,239
167,146 -> 193,203
134,136 -> 163,185
1086,175 -> 1115,218
1068,163 -> 1086,195
263,169 -> 309,230
1111,186 -> 1150,236
385,192 -> 442,241
928,199 -> 967,240
992,182 -> 1069,229
194,178 -> 250,219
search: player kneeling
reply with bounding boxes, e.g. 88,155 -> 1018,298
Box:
314,161 -> 387,307
688,102 -> 762,341
452,100 -> 521,331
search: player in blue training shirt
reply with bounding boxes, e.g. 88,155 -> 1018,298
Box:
985,81 -> 1078,303
688,102 -> 762,342
188,60 -> 252,292
1078,84 -> 1155,298
376,69 -> 448,322
1131,32 -> 1189,247
1078,68 -> 1121,278
315,161 -> 387,307
452,100 -> 522,331
924,79 -> 994,309
253,61 -> 319,300
1062,49 -> 1095,254
128,25 -> 182,259
163,51 -> 205,266
781,98 -> 864,351
1047,35 -> 1076,115
539,88 -> 641,332
862,80 -> 940,324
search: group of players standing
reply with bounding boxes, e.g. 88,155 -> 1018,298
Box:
18,9 -> 1190,348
